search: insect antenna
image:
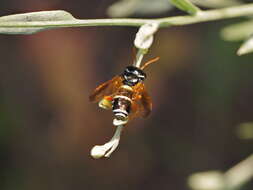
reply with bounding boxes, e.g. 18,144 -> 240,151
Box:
141,57 -> 160,70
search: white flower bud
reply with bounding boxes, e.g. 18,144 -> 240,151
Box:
90,145 -> 107,159
134,22 -> 159,50
188,171 -> 225,190
90,125 -> 124,159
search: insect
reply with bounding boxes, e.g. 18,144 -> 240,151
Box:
89,57 -> 159,126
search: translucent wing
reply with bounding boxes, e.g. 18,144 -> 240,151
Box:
89,76 -> 123,103
130,83 -> 152,119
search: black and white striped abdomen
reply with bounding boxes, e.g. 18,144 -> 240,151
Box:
112,95 -> 132,121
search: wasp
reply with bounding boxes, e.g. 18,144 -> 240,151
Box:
89,57 -> 159,126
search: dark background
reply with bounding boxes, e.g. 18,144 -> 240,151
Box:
0,1 -> 252,190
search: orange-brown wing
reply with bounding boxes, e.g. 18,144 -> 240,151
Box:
129,83 -> 152,120
89,76 -> 123,103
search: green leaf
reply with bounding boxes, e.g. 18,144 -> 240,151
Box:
221,21 -> 253,41
169,0 -> 201,15
107,0 -> 173,17
0,10 -> 75,35
237,35 -> 253,55
190,0 -> 241,8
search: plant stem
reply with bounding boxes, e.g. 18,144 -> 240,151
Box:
0,3 -> 253,29
134,50 -> 144,68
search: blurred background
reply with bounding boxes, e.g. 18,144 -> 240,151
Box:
0,0 -> 252,190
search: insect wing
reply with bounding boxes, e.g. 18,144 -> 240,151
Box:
130,83 -> 152,119
89,76 -> 123,103
139,87 -> 152,117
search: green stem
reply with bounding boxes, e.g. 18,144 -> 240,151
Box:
0,3 -> 253,29
169,0 -> 201,15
